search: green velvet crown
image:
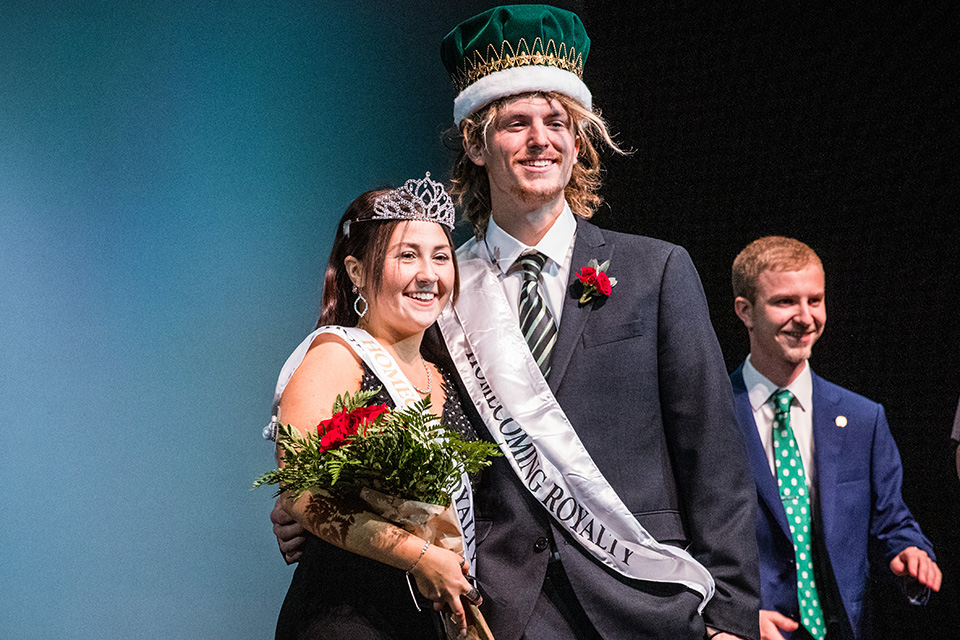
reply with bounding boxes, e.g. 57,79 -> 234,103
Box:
441,5 -> 592,123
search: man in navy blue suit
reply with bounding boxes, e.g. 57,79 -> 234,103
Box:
729,236 -> 941,640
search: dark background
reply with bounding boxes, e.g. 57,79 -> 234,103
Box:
579,2 -> 959,637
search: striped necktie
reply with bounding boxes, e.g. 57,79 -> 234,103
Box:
772,389 -> 825,640
517,252 -> 558,378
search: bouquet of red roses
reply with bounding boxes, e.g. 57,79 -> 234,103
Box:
255,388 -> 499,639
254,388 -> 498,506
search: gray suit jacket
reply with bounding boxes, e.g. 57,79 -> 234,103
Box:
428,219 -> 760,640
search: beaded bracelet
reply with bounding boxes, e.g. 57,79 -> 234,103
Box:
407,541 -> 430,573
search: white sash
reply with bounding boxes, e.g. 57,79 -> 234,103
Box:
436,242 -> 715,610
266,325 -> 478,575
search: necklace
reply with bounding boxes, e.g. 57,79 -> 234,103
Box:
411,358 -> 433,395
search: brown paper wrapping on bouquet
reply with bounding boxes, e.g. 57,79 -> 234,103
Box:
361,488 -> 494,640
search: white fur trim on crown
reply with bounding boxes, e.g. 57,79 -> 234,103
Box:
453,65 -> 592,124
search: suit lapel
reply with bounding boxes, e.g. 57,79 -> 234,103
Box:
731,367 -> 793,541
811,372 -> 845,543
547,219 -> 608,395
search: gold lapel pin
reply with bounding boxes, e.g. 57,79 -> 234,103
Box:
835,415 -> 848,428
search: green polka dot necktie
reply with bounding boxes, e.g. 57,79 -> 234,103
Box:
772,389 -> 825,640
517,252 -> 558,378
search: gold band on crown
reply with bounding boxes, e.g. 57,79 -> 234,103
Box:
451,37 -> 585,94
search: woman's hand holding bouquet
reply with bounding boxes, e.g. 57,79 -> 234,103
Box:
256,388 -> 500,639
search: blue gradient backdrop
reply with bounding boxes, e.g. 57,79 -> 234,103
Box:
0,3 -> 491,638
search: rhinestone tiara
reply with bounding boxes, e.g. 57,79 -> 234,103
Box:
342,173 -> 455,238
373,172 -> 455,229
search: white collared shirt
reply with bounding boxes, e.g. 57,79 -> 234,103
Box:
742,356 -> 817,496
483,203 -> 577,324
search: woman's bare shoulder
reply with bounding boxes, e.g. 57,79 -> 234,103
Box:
278,332 -> 364,430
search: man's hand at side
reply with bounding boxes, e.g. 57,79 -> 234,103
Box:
271,496 -> 306,565
758,609 -> 798,640
889,546 -> 942,591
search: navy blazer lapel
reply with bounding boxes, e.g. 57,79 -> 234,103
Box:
731,366 -> 793,541
547,218 -> 608,395
811,372 -> 845,543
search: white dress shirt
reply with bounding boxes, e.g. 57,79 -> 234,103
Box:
742,356 -> 817,498
483,203 -> 577,324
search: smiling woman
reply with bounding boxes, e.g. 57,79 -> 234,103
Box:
346,221 -> 457,347
262,175 -> 484,640
317,184 -> 460,331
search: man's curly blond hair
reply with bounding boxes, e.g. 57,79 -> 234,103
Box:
448,91 -> 625,238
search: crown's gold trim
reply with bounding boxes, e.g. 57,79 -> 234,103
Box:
452,37 -> 584,93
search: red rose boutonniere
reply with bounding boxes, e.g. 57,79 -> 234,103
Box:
576,259 -> 617,304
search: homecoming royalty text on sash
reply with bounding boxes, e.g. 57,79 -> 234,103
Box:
437,241 -> 715,611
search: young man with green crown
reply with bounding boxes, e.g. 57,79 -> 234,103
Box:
435,6 -> 759,639
273,6 -> 761,639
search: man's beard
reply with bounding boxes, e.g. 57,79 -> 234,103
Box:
512,181 -> 564,206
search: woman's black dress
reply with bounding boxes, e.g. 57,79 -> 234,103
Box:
275,364 -> 478,640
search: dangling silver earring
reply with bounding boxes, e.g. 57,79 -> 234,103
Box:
352,284 -> 368,318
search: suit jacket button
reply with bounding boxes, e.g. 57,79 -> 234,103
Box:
533,537 -> 549,552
